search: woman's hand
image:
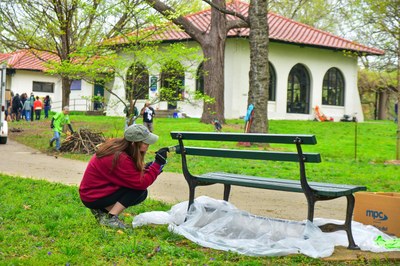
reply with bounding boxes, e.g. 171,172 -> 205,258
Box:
155,147 -> 168,165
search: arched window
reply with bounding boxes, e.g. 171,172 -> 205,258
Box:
196,62 -> 205,94
161,61 -> 185,109
287,64 -> 310,114
126,62 -> 149,100
322,67 -> 345,106
269,62 -> 276,101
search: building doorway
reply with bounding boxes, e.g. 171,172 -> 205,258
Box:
287,64 -> 310,114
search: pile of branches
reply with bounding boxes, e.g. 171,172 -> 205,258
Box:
10,127 -> 23,132
59,128 -> 106,154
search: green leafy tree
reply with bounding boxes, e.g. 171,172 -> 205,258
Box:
0,0 -> 157,108
358,69 -> 397,120
144,0 -> 271,133
269,0 -> 341,33
47,39 -> 203,127
343,0 -> 399,159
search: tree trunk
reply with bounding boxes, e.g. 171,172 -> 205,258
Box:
247,0 -> 269,133
377,90 -> 388,120
143,0 -> 228,124
396,40 -> 400,160
201,45 -> 226,123
200,1 -> 227,124
62,77 -> 72,108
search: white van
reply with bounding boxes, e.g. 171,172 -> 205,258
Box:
0,64 -> 8,144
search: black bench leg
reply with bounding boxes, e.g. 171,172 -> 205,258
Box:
345,194 -> 360,250
306,197 -> 316,222
183,185 -> 197,222
187,185 -> 196,211
318,195 -> 360,250
223,184 -> 231,201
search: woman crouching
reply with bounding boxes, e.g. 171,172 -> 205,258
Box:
79,124 -> 168,229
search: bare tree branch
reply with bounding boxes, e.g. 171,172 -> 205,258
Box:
202,0 -> 249,24
145,0 -> 206,43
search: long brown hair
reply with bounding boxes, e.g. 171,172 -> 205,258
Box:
96,138 -> 145,172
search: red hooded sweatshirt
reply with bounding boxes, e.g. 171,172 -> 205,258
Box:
79,153 -> 162,202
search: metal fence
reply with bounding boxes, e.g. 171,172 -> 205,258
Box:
51,98 -> 100,112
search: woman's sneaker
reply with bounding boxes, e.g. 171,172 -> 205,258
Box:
100,215 -> 126,229
90,209 -> 108,223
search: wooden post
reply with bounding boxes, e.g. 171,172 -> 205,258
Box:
354,120 -> 358,161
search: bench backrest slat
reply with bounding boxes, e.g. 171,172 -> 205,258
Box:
171,131 -> 322,204
171,132 -> 317,145
177,147 -> 321,163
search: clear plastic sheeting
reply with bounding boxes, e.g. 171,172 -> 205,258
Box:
132,196 -> 400,258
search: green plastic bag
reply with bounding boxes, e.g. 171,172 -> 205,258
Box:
375,235 -> 400,249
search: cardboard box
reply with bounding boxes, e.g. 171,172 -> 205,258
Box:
354,192 -> 400,237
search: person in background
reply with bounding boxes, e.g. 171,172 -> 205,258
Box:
49,106 -> 74,151
124,102 -> 139,129
11,93 -> 21,121
22,97 -> 31,122
33,96 -> 43,120
140,101 -> 155,133
6,104 -> 12,122
5,96 -> 11,122
44,95 -> 51,118
29,93 -> 35,121
20,93 -> 27,120
79,124 -> 169,229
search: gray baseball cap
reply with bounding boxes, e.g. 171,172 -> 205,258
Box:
124,124 -> 158,144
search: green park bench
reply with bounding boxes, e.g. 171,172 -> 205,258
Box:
170,131 -> 367,250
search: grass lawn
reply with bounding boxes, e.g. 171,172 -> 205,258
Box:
8,114 -> 400,192
1,174 -> 331,265
2,115 -> 399,264
0,174 -> 394,265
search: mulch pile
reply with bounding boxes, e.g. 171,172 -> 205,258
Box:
59,128 -> 106,154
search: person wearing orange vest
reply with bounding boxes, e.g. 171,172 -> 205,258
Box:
33,96 -> 43,120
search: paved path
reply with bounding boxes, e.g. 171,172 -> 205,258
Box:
0,140 -> 347,221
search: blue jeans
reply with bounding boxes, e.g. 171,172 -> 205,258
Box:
44,106 -> 50,118
25,110 -> 31,121
50,131 -> 61,150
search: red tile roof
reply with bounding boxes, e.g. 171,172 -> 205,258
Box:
111,0 -> 383,55
0,50 -> 59,71
0,0 -> 383,72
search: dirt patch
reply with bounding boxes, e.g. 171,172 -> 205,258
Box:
384,160 -> 400,165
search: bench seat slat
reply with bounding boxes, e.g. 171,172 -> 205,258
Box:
171,131 -> 317,144
180,147 -> 321,163
198,172 -> 366,197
